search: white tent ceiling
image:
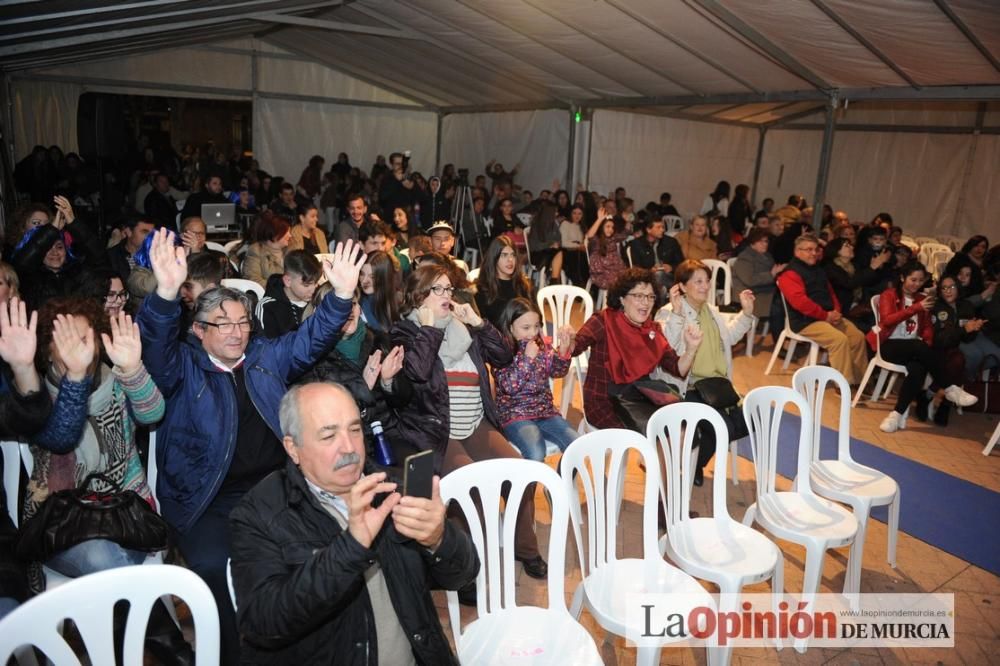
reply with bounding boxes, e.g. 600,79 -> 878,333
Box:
3,0 -> 999,125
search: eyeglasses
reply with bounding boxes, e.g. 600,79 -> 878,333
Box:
198,320 -> 253,334
105,290 -> 129,302
429,285 -> 455,297
940,285 -> 958,291
625,292 -> 656,303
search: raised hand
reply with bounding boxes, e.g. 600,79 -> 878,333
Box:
363,350 -> 383,390
669,283 -> 685,313
738,289 -> 756,315
149,228 -> 188,300
0,297 -> 38,371
323,239 -> 366,299
52,195 -> 75,228
347,472 -> 400,549
683,324 -> 704,350
451,302 -> 482,328
379,345 -> 404,382
53,314 -> 95,382
392,476 -> 446,550
100,312 -> 143,374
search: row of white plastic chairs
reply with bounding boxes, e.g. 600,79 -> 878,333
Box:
411,365 -> 899,666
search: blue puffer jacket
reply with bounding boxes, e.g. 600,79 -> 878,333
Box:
137,291 -> 353,534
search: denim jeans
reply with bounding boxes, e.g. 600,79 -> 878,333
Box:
45,538 -> 146,577
960,336 -> 1000,381
503,416 -> 579,461
0,597 -> 19,621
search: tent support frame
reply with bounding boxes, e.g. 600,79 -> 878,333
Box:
811,99 -> 838,230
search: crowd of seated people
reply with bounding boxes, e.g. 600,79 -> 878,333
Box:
3,141 -> 998,664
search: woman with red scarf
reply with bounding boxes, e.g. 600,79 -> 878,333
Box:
572,267 -> 702,431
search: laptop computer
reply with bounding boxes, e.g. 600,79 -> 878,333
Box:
202,203 -> 236,232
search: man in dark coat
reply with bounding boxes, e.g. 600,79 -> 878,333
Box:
229,382 -> 477,665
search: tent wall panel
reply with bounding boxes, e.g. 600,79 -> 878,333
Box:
33,49 -> 252,91
588,109 -> 758,217
12,79 -> 82,159
256,57 -> 420,106
756,129 -> 823,210
440,109 -> 570,193
256,97 -> 437,186
956,134 -> 1000,241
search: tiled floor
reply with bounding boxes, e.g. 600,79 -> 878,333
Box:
433,335 -> 1000,665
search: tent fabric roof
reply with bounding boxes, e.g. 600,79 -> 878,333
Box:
3,0 -> 999,123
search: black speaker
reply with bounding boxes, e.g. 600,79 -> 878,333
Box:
77,93 -> 127,159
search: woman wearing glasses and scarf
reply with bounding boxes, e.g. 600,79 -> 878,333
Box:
391,263 -> 548,580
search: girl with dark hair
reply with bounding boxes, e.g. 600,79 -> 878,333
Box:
554,189 -> 572,219
559,204 -> 589,286
491,297 -> 578,461
526,200 -> 564,283
867,262 -> 977,432
823,236 -> 890,323
288,203 -> 328,255
296,154 -> 325,199
572,267 -> 702,432
391,206 -> 414,250
700,180 -> 731,218
585,207 -> 629,293
947,252 -> 995,306
491,197 -> 525,249
391,264 -> 547,578
960,235 -> 989,268
727,184 -> 752,237
474,236 -> 533,328
358,250 -> 401,334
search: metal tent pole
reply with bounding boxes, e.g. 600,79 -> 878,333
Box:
811,97 -> 837,230
750,126 -> 766,208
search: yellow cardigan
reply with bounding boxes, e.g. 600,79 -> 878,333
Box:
288,225 -> 329,254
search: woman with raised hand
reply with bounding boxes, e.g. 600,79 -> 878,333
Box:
391,263 -> 548,580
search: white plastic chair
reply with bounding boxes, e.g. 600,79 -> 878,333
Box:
2,441 -> 20,526
624,244 -> 634,267
441,459 -> 601,665
0,564 -> 219,665
537,285 -> 593,419
663,214 -> 684,236
741,387 -> 859,605
918,242 -> 949,268
226,558 -> 237,612
852,294 -> 908,406
223,239 -> 243,255
648,404 -> 784,664
929,249 -> 953,279
221,278 -> 265,300
794,366 -> 900,595
466,267 -> 480,283
703,258 -> 731,307
561,429 -> 714,666
984,420 -> 1000,456
764,293 -> 822,375
204,241 -> 227,254
147,430 -> 160,511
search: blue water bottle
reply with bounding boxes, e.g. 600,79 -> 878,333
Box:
371,420 -> 395,467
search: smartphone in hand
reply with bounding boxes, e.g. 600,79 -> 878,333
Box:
402,450 -> 435,499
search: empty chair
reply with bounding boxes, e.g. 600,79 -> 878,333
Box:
764,294 -> 822,375
0,564 -> 219,665
537,285 -> 593,418
742,387 -> 859,605
561,429 -> 713,666
918,242 -> 949,268
794,366 -> 900,595
466,267 -> 480,283
663,214 -> 685,236
441,459 -> 601,665
984,420 -> 1000,456
648,403 -> 784,665
220,278 -> 265,300
852,294 -> 909,407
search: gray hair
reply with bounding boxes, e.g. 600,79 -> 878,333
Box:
193,287 -> 252,325
279,381 -> 354,446
794,233 -> 820,249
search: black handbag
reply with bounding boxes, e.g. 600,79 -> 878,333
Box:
687,377 -> 749,442
610,379 -> 683,434
17,472 -> 169,562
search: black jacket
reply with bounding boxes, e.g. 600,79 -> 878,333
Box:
255,274 -> 305,338
931,300 -> 977,351
11,223 -> 105,310
390,319 -> 512,473
144,189 -> 178,228
824,261 -> 882,313
626,235 -> 684,273
106,240 -> 134,282
298,329 -> 414,463
229,460 -> 478,665
420,189 -> 451,227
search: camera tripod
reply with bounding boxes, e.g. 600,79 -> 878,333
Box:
450,180 -> 489,268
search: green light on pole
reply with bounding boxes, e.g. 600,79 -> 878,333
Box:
574,111 -> 582,123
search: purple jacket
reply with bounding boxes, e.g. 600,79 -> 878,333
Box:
492,339 -> 571,427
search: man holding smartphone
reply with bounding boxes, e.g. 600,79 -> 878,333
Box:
229,381 -> 478,665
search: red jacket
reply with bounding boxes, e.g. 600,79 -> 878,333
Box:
865,287 -> 933,350
776,269 -> 841,322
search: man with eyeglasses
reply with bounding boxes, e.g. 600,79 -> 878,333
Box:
137,228 -> 365,665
